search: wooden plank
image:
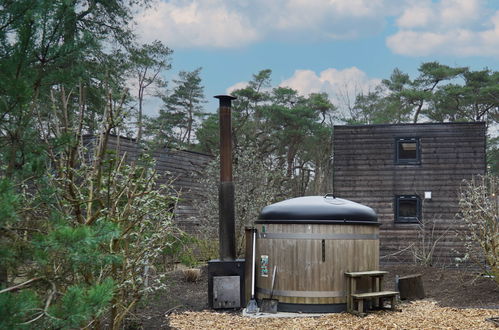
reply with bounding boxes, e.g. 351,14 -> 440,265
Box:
333,122 -> 485,136
345,271 -> 388,277
334,135 -> 485,145
256,223 -> 378,305
398,274 -> 425,300
352,291 -> 398,299
332,122 -> 485,266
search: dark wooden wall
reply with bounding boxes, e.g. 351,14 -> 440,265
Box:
332,122 -> 486,266
85,135 -> 213,233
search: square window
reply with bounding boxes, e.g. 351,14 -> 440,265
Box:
395,195 -> 421,223
395,138 -> 420,164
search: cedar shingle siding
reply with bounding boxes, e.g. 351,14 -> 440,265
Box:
332,122 -> 486,265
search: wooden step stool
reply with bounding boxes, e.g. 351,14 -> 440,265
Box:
345,271 -> 398,316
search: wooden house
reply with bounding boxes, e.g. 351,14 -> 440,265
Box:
332,122 -> 486,265
84,135 -> 212,233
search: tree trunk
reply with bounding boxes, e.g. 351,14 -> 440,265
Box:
187,101 -> 193,146
0,268 -> 7,288
137,85 -> 144,144
413,101 -> 423,123
286,145 -> 296,178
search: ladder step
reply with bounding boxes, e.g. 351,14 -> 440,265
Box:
345,270 -> 388,277
352,291 -> 398,299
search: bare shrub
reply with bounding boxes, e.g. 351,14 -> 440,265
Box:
458,175 -> 499,286
0,85 -> 184,329
183,268 -> 201,282
195,144 -> 289,257
410,215 -> 450,266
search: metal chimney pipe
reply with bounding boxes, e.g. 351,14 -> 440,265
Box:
215,95 -> 237,261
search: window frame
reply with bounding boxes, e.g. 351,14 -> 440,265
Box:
395,137 -> 421,165
394,195 -> 421,223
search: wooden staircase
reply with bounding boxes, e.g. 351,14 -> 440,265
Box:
345,271 -> 398,316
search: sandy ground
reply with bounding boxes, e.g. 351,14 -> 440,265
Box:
133,264 -> 499,329
169,300 -> 498,329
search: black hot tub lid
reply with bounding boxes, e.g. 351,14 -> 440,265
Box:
256,194 -> 378,224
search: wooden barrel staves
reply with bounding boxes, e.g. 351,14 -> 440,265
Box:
254,195 -> 379,313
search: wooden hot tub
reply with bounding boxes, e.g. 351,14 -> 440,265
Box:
254,195 -> 379,313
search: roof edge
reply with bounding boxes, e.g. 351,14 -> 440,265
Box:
334,121 -> 486,129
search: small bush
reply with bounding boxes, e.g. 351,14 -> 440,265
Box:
458,175 -> 499,286
410,213 -> 450,266
182,268 -> 201,282
195,238 -> 219,262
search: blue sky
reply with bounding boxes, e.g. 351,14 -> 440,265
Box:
134,0 -> 499,115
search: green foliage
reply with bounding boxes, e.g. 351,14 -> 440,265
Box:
0,132 -> 177,327
349,62 -> 498,126
161,231 -> 219,267
162,230 -> 199,267
347,87 -> 392,124
196,70 -> 335,197
162,231 -> 192,256
33,219 -> 122,272
128,40 -> 173,143
0,178 -> 30,275
195,238 -> 219,262
194,113 -> 220,154
0,179 -> 19,225
347,62 -> 498,172
178,248 -> 199,268
145,68 -> 206,149
3,7 -> 499,325
427,69 -> 499,123
0,290 -> 40,330
47,279 -> 115,329
0,1 -> 187,328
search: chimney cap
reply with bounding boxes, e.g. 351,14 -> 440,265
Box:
214,95 -> 237,107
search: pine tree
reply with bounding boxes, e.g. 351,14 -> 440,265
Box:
146,68 -> 206,148
0,1 -> 179,328
128,41 -> 173,144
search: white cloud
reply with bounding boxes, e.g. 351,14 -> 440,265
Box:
397,0 -> 484,29
280,70 -> 324,95
135,0 -> 499,57
226,81 -> 249,94
439,0 -> 483,28
396,2 -> 434,29
328,0 -> 387,17
226,67 -> 380,115
279,67 -> 380,107
136,0 -> 260,48
136,0 -> 401,48
388,0 -> 499,57
274,0 -> 389,28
